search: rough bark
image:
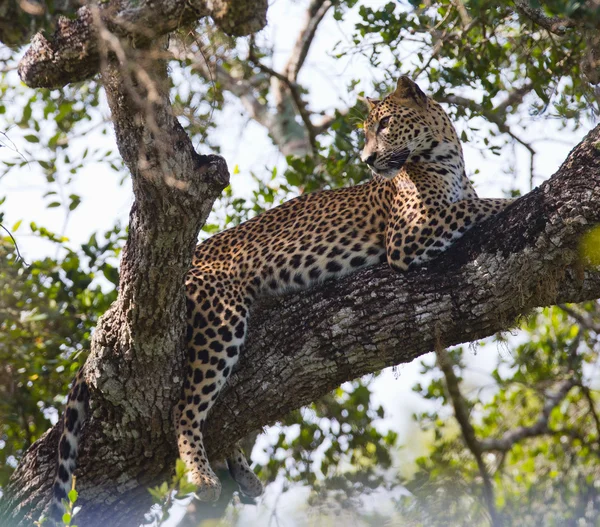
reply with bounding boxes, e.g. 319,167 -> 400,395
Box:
16,0 -> 268,89
1,116 -> 600,526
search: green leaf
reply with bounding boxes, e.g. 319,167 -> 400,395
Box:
68,489 -> 78,503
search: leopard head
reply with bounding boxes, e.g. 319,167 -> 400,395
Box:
361,76 -> 437,178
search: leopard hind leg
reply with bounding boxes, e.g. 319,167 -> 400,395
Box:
176,273 -> 252,501
227,442 -> 263,498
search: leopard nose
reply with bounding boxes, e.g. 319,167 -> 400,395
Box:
363,153 -> 377,166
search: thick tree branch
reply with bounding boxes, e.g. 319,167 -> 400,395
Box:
2,125 -> 600,526
17,0 -> 268,89
0,40 -> 229,527
204,122 -> 600,461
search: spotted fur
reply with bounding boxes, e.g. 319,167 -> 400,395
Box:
51,76 -> 513,516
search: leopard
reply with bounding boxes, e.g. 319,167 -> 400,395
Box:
50,76 -> 513,520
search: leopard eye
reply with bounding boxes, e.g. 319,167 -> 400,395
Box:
378,116 -> 391,131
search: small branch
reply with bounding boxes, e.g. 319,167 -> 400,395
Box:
248,45 -> 318,156
549,426 -> 600,458
559,303 -> 600,333
435,346 -> 501,526
495,82 -> 534,114
513,1 -> 575,36
479,379 -> 577,452
579,384 -> 600,444
313,107 -> 350,135
176,35 -> 312,158
438,90 -> 537,185
413,13 -> 478,79
0,224 -> 28,266
452,0 -> 472,28
182,42 -> 272,130
283,0 -> 333,82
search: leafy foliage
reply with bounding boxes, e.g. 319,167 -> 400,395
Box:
257,380 -> 399,503
404,305 -> 600,525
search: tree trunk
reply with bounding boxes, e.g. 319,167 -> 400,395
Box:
0,37 -> 233,526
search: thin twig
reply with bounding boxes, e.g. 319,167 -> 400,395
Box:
579,384 -> 600,444
187,31 -> 218,131
413,12 -> 478,79
0,223 -> 28,266
438,90 -> 537,186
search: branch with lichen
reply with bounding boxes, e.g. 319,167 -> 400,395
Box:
16,0 -> 268,89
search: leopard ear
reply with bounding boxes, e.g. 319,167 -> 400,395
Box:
392,76 -> 428,109
365,97 -> 381,110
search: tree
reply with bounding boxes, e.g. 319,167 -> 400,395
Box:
1,1 -> 600,526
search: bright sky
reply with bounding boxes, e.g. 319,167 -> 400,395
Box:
0,0 -> 592,525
